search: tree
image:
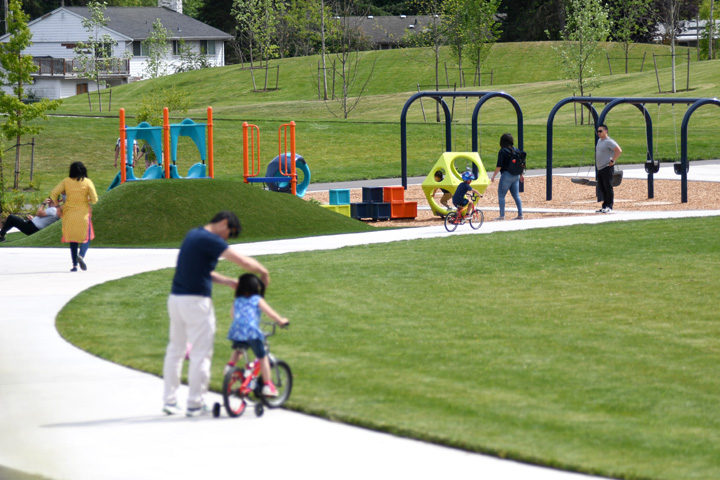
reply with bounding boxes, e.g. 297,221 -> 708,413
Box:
699,0 -> 716,59
143,18 -> 171,78
607,0 -> 652,73
442,0 -> 501,86
461,0 -> 501,82
655,0 -> 700,91
232,0 -> 282,89
549,0 -> 610,100
175,39 -> 212,73
324,0 -> 376,118
499,0 -> 567,41
0,0 -> 61,190
404,0 -> 447,93
73,1 -> 130,111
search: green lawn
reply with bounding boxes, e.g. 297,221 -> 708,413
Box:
5,42 -> 720,205
7,41 -> 720,480
57,217 -> 720,480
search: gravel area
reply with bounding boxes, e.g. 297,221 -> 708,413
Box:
303,176 -> 720,228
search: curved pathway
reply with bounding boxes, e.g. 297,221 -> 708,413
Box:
2,204 -> 719,479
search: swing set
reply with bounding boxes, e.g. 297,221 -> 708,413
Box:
546,96 -> 720,203
399,90 -> 524,189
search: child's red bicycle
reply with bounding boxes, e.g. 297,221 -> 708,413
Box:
214,322 -> 292,418
444,193 -> 484,232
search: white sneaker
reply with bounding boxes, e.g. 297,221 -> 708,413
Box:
162,403 -> 182,415
262,383 -> 278,397
186,404 -> 211,417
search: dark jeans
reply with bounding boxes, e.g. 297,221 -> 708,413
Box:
598,166 -> 614,209
0,215 -> 39,237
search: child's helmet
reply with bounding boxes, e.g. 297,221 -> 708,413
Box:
461,171 -> 475,182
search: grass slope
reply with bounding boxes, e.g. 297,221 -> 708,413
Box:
9,179 -> 373,247
9,42 -> 719,197
57,217 -> 720,480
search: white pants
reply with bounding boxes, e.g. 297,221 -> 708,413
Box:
163,294 -> 216,409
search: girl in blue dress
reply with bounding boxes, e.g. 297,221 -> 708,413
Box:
226,274 -> 289,396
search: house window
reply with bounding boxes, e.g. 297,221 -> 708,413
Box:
200,40 -> 216,55
77,83 -> 89,95
172,40 -> 181,56
95,42 -> 112,58
133,41 -> 149,56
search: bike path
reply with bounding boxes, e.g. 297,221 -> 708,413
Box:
2,211 -> 720,480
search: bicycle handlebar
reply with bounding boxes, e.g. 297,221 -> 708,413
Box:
261,320 -> 289,338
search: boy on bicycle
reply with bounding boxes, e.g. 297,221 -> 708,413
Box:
452,171 -> 482,218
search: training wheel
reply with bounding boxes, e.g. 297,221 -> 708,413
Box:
212,402 -> 221,418
255,403 -> 265,417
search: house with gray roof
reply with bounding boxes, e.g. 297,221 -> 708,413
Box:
349,15 -> 439,49
0,0 -> 232,99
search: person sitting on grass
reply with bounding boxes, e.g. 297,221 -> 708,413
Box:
226,273 -> 289,397
0,198 -> 59,242
452,171 -> 482,218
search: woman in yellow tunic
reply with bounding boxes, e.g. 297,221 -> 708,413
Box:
50,162 -> 98,272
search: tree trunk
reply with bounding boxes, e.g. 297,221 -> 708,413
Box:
249,38 -> 257,90
671,35 -> 677,93
320,0 -> 328,100
711,0 -> 716,60
97,76 -> 103,112
13,132 -> 21,189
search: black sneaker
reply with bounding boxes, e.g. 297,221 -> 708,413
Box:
77,255 -> 87,271
0,235 -> 5,242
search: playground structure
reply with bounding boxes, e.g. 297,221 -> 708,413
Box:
422,152 -> 490,217
399,91 -> 523,217
242,121 -> 311,198
545,97 -> 720,203
109,107 -> 214,190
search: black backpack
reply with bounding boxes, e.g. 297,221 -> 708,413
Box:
504,147 -> 526,175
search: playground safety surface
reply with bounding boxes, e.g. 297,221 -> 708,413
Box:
304,162 -> 720,227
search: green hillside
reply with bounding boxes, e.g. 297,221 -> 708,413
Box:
9,180 -> 374,247
4,42 -> 720,211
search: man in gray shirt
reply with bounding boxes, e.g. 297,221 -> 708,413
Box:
0,199 -> 60,242
595,125 -> 622,213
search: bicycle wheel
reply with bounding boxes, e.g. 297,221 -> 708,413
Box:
260,360 -> 293,408
470,209 -> 484,230
444,212 -> 459,232
222,368 -> 247,417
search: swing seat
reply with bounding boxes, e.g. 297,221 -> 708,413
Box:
645,159 -> 660,174
674,162 -> 688,175
571,170 -> 622,187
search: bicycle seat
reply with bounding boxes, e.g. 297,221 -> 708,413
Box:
232,341 -> 252,350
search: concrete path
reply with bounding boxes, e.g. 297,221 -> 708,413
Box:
2,168 -> 720,479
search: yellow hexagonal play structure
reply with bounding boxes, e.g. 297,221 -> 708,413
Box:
422,152 -> 491,217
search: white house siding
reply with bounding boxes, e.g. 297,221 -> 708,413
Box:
30,78 -> 60,98
27,10 -> 131,57
129,40 -> 225,79
1,8 -> 230,99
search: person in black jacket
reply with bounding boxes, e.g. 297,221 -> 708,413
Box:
490,133 -> 524,220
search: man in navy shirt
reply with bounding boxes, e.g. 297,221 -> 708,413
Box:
162,211 -> 270,417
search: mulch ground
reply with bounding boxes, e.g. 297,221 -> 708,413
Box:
303,176 -> 720,228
